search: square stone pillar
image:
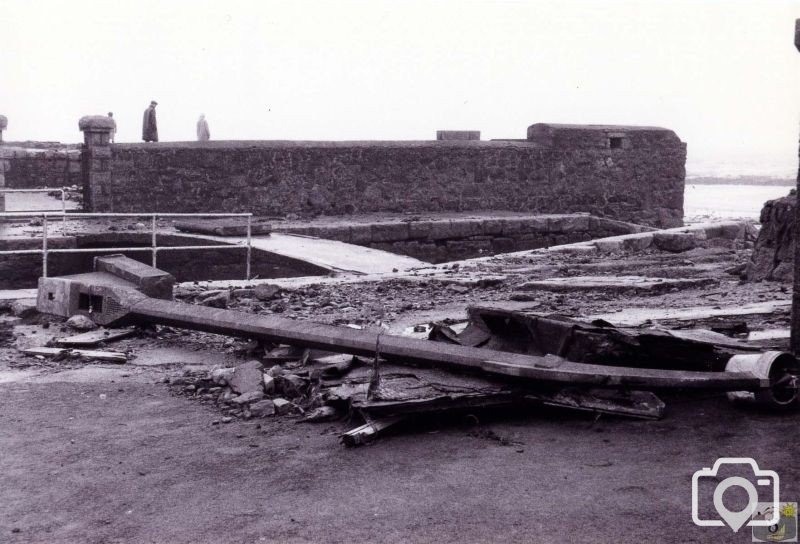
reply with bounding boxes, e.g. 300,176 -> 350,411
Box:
78,115 -> 115,212
0,152 -> 8,213
791,19 -> 800,354
0,115 -> 7,211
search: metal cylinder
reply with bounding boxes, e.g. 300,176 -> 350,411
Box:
726,351 -> 799,409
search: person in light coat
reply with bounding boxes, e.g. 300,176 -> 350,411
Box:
196,114 -> 210,141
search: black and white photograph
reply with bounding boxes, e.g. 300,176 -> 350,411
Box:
1,1 -> 800,542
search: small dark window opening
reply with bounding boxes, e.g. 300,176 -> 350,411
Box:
78,293 -> 104,313
47,292 -> 55,301
609,137 -> 624,149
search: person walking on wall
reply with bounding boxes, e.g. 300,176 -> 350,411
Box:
142,100 -> 158,142
196,114 -> 210,141
107,112 -> 117,143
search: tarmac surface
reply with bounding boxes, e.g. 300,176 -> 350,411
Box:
0,217 -> 798,543
1,364 -> 798,544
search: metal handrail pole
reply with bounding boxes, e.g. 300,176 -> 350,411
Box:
151,215 -> 158,268
42,244 -> 245,254
0,188 -> 59,193
61,188 -> 67,230
42,215 -> 48,278
0,210 -> 254,281
246,215 -> 252,280
0,211 -> 251,219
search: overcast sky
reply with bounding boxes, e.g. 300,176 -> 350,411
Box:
2,0 -> 799,175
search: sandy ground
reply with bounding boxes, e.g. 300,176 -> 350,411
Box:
1,238 -> 798,543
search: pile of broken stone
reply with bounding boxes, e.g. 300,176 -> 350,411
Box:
167,349 -> 355,424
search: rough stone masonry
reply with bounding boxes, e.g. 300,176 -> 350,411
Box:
792,19 -> 800,354
79,122 -> 686,228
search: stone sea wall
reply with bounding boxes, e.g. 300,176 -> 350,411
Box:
87,129 -> 685,227
2,145 -> 82,189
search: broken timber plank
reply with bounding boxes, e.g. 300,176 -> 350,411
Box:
56,327 -> 136,347
526,389 -> 665,420
341,416 -> 404,447
22,347 -> 127,363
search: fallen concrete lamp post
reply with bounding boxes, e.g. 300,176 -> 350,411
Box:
432,306 -> 800,410
35,256 -> 799,409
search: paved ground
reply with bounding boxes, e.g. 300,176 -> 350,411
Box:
207,233 -> 427,274
2,191 -> 80,214
2,362 -> 799,544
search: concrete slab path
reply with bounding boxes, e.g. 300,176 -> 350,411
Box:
206,233 -> 427,275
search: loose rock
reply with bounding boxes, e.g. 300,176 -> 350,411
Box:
249,399 -> 276,417
277,374 -> 307,398
211,367 -> 235,386
66,314 -> 98,331
199,291 -> 230,308
228,360 -> 264,394
254,284 -> 282,301
273,398 -> 294,415
231,390 -> 265,405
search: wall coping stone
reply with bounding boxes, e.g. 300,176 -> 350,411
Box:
78,116 -> 115,131
111,139 -> 549,150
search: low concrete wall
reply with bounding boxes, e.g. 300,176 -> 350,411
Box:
0,233 -> 327,289
88,125 -> 685,228
275,214 -> 649,263
532,221 -> 753,255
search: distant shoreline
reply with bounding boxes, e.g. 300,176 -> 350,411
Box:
686,175 -> 795,186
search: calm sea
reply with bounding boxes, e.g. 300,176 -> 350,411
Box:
684,183 -> 793,223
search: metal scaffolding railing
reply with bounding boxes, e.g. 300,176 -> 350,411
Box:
0,212 -> 253,280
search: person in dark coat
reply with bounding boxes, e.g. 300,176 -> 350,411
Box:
142,101 -> 158,142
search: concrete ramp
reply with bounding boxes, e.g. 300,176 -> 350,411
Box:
207,233 -> 428,275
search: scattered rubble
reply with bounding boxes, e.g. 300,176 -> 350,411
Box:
5,214 -> 798,447
196,290 -> 230,308
21,346 -> 127,363
11,299 -> 37,318
516,275 -> 716,294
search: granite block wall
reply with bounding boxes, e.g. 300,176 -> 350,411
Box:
89,126 -> 685,228
2,145 -> 82,189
